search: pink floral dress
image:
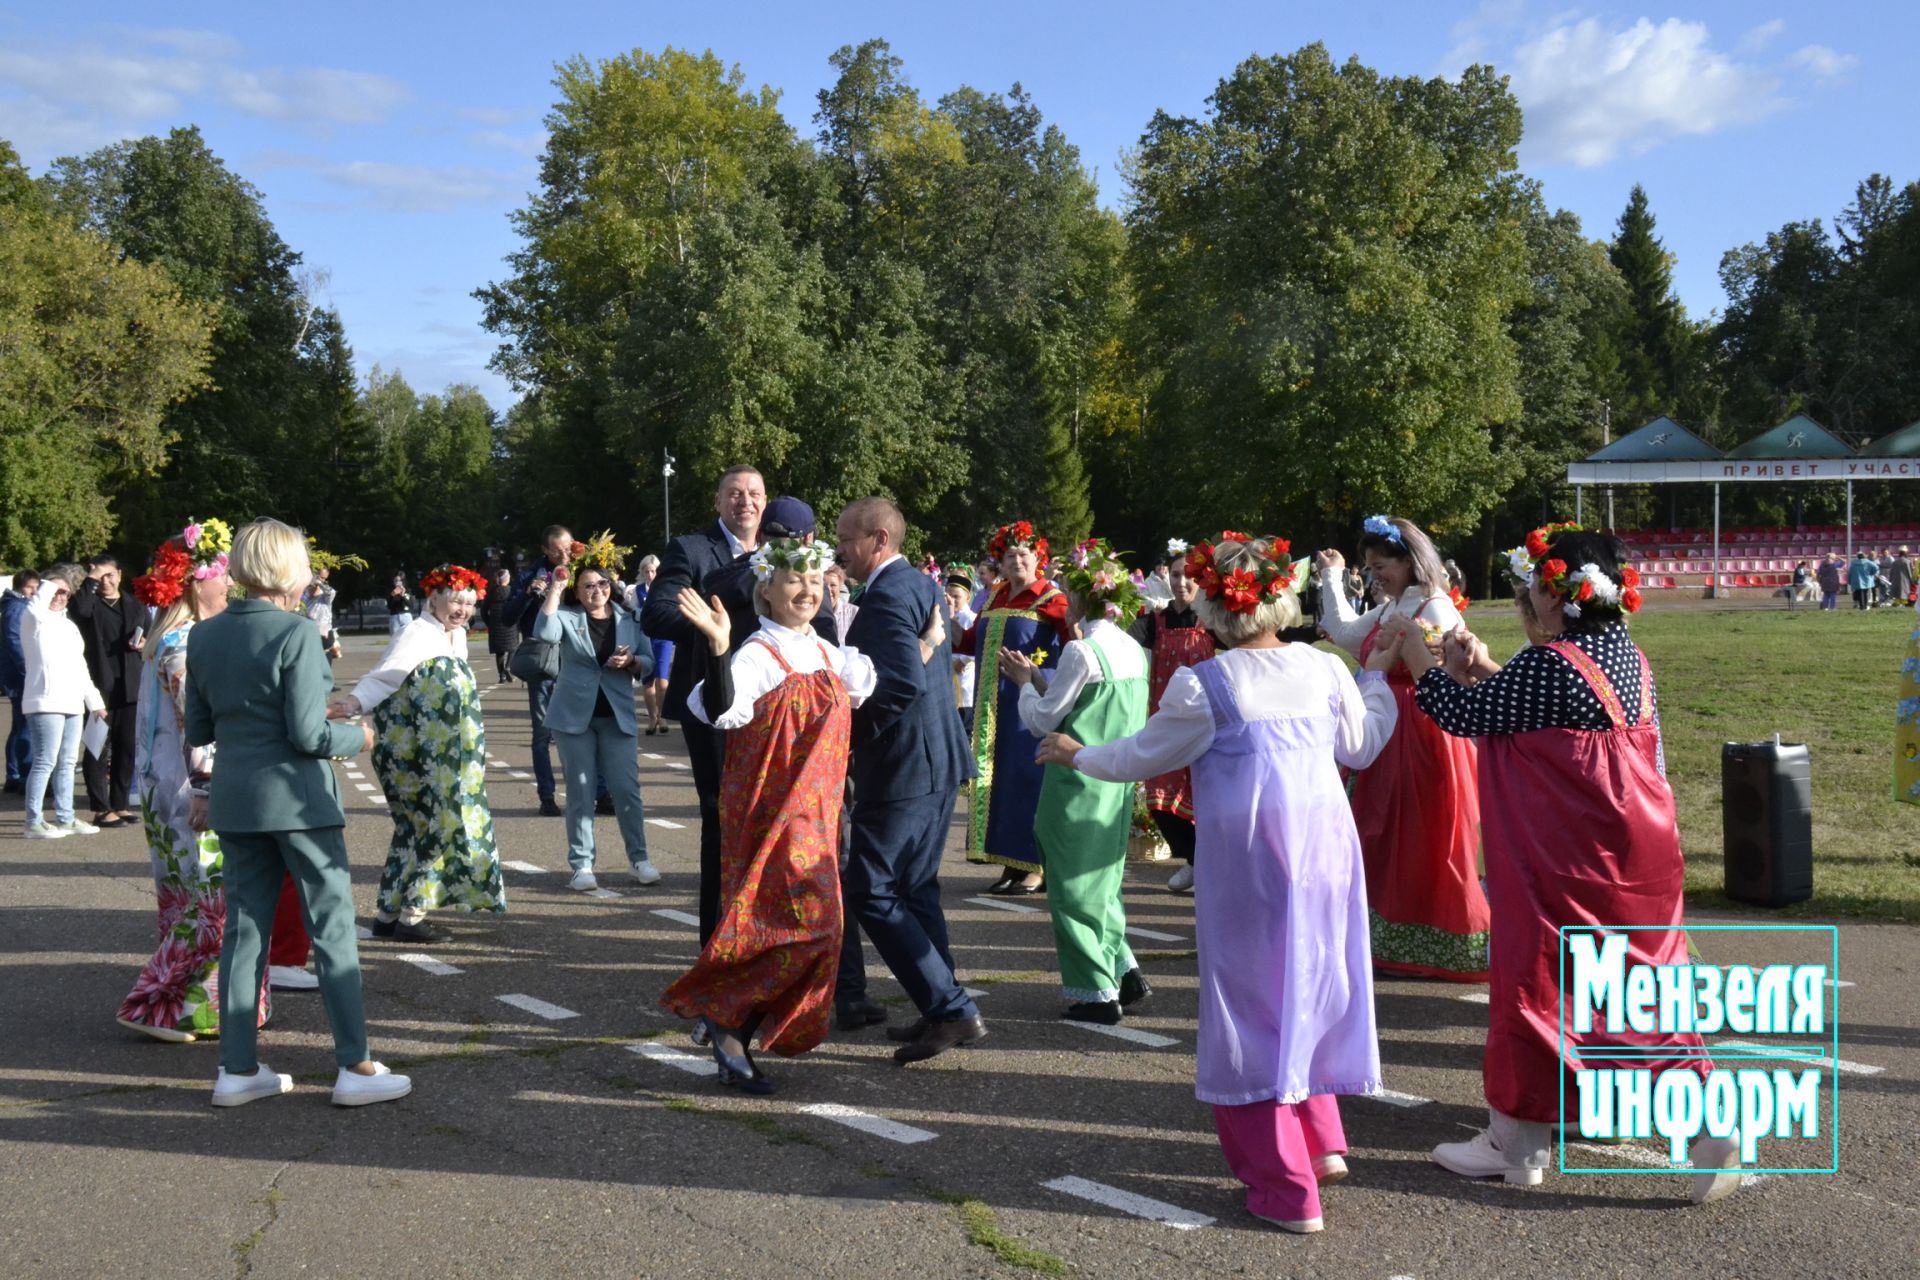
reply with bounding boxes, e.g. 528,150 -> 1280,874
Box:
118,623 -> 268,1038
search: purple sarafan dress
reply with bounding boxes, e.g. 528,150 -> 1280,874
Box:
1188,658 -> 1384,1106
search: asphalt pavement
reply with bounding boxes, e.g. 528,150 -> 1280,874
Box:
1,635 -> 1914,1279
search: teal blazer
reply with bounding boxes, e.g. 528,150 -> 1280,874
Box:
184,598 -> 367,833
532,603 -> 651,736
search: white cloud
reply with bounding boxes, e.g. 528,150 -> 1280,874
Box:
1509,17 -> 1784,168
1737,19 -> 1787,54
470,128 -> 547,160
217,67 -> 409,124
258,152 -> 527,213
1441,0 -> 1530,70
1789,44 -> 1857,80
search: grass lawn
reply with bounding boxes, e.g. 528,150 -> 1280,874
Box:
1454,599 -> 1918,922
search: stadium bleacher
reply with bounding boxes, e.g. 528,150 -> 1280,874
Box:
1607,524 -> 1919,589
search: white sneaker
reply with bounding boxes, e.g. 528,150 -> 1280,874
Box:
24,823 -> 70,840
1167,864 -> 1194,894
269,965 -> 320,991
568,869 -> 598,892
212,1064 -> 294,1107
1250,1208 -> 1323,1233
1689,1131 -> 1744,1205
58,818 -> 100,836
1431,1128 -> 1544,1186
629,860 -> 661,886
331,1061 -> 412,1107
1312,1153 -> 1349,1184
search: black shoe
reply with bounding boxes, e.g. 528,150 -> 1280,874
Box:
836,999 -> 889,1031
886,1017 -> 930,1043
1064,1000 -> 1122,1025
538,797 -> 562,817
369,918 -> 398,939
893,1014 -> 988,1064
984,869 -> 1019,895
2,779 -> 22,794
1119,968 -> 1152,1008
704,1020 -> 774,1095
595,796 -> 615,816
392,921 -> 451,944
1007,876 -> 1046,896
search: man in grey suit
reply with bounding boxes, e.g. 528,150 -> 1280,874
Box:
835,497 -> 985,1064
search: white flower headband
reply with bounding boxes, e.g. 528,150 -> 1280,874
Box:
1166,537 -> 1189,558
749,537 -> 836,581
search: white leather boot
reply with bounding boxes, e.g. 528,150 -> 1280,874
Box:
1431,1109 -> 1552,1186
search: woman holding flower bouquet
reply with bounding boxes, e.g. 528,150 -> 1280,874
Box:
1400,525 -> 1738,1204
1000,539 -> 1150,1024
955,520 -> 1072,894
1037,532 -> 1399,1233
330,564 -> 505,944
1314,515 -> 1488,982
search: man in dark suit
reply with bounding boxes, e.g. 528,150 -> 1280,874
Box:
640,464 -> 765,942
835,496 -> 985,1064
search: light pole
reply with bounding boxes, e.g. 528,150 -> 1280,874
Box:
662,450 -> 675,542
1602,399 -> 1614,532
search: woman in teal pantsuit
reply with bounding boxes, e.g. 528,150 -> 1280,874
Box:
184,518 -> 413,1109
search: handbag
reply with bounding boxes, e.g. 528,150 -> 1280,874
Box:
510,637 -> 559,682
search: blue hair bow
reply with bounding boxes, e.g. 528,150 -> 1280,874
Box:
1362,515 -> 1403,545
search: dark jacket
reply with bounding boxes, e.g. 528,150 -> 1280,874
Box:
0,590 -> 30,698
640,521 -> 741,720
69,582 -> 147,707
845,558 -> 974,804
482,593 -> 519,655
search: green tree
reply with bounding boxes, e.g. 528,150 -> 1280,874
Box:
1607,184 -> 1696,425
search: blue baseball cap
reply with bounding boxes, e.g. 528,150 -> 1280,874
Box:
762,496 -> 816,538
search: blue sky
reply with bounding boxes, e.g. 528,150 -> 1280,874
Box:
2,2 -> 1910,413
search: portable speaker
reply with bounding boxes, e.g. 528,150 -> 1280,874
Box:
1721,739 -> 1813,908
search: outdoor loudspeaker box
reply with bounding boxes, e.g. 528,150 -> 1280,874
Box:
1721,736 -> 1814,908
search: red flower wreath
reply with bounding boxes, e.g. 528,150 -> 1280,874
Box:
132,542 -> 193,608
419,564 -> 489,599
1184,530 -> 1298,615
987,520 -> 1049,569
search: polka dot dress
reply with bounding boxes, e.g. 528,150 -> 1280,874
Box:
1414,621 -> 1656,737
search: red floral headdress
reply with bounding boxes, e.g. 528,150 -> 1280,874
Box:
133,516 -> 232,608
1184,531 -> 1300,615
1519,521 -> 1642,615
419,564 -> 489,599
987,520 -> 1049,569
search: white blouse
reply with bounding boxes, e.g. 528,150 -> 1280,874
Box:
350,613 -> 469,713
1073,644 -> 1397,783
689,618 -> 878,730
21,579 -> 104,716
1016,619 -> 1148,736
1317,568 -> 1462,659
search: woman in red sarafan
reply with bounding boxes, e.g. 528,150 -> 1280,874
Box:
1396,524 -> 1739,1206
658,538 -> 876,1094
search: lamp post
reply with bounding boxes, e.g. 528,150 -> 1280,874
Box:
662,450 -> 675,542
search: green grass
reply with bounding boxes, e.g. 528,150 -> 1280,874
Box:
1458,602 -> 1916,920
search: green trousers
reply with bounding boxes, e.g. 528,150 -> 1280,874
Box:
217,826 -> 369,1073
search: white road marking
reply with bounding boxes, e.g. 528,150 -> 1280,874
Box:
1064,1022 -> 1178,1049
354,783 -> 376,791
1717,1039 -> 1883,1077
641,752 -> 664,760
966,896 -> 1043,914
509,771 -> 531,780
799,1103 -> 938,1145
1041,1176 -> 1213,1230
1369,1089 -> 1432,1108
652,908 -> 701,927
1568,1141 -> 1775,1187
502,860 -> 547,874
1124,925 -> 1186,943
587,888 -> 623,900
1828,979 -> 1855,989
395,953 -> 463,976
646,818 -> 686,829
630,1041 -> 718,1076
665,762 -> 691,771
496,993 -> 580,1021
963,987 -> 987,999
1458,992 -> 1491,1004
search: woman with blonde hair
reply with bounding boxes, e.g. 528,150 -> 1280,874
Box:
331,564 -> 505,944
1314,515 -> 1488,982
1038,532 -> 1398,1232
185,518 -> 410,1107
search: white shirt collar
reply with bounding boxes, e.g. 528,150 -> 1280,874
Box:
864,553 -> 905,586
755,616 -> 816,643
718,520 -> 749,558
1081,617 -> 1118,639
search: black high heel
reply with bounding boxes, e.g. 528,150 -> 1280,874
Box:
703,1018 -> 773,1095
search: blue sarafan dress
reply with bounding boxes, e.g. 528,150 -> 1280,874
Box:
958,581 -> 1068,874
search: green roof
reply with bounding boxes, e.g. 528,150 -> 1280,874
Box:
1584,417 -> 1722,462
1859,420 -> 1920,458
1725,414 -> 1855,459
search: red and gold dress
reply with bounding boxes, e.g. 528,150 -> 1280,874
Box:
660,623 -> 872,1055
1136,606 -> 1217,825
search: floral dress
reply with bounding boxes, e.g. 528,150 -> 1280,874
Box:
369,654 -> 506,918
118,624 -> 268,1037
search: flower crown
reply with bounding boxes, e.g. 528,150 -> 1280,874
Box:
1165,537 -> 1189,559
1184,531 -> 1301,615
564,530 -> 635,587
749,537 -> 836,580
1509,521 -> 1642,615
1059,538 -> 1149,627
133,517 -> 232,608
420,564 -> 488,599
987,520 -> 1049,568
1362,515 -> 1403,546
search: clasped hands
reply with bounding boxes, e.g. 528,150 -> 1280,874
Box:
1374,614 -> 1487,680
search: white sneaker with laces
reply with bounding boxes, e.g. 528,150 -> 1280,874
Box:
268,965 -> 320,991
211,1064 -> 294,1107
568,869 -> 598,892
25,824 -> 70,840
1431,1127 -> 1545,1186
331,1061 -> 412,1107
58,818 -> 101,836
629,860 -> 661,886
1167,864 -> 1194,894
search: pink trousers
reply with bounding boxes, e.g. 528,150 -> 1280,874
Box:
1211,1094 -> 1346,1223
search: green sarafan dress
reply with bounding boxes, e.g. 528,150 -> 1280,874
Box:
370,654 -> 506,918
